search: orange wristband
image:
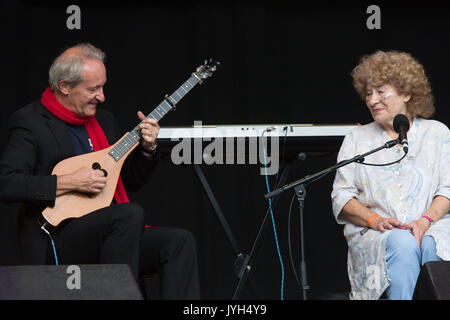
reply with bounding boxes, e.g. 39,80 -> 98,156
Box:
367,214 -> 381,228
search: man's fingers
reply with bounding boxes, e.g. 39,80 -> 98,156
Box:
137,111 -> 159,126
141,128 -> 157,136
91,171 -> 107,182
137,110 -> 146,120
141,121 -> 159,129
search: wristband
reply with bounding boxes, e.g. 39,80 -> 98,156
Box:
141,143 -> 158,155
367,214 -> 380,228
422,215 -> 434,225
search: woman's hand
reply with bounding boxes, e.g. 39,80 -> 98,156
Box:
370,216 -> 411,232
408,218 -> 431,247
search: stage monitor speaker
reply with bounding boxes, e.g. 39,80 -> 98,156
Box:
413,261 -> 450,300
0,264 -> 143,300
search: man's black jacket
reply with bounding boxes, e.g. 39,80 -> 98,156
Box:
0,101 -> 158,264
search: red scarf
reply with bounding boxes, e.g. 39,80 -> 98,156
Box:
41,86 -> 129,204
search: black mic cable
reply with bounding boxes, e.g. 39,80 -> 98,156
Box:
356,114 -> 410,167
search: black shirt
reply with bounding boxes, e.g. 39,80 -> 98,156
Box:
66,123 -> 94,155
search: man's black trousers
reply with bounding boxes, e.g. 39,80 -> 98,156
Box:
47,202 -> 201,299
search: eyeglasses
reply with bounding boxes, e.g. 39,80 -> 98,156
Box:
365,89 -> 393,102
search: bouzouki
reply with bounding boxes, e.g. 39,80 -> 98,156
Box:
39,59 -> 219,233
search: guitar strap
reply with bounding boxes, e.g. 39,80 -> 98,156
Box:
41,86 -> 129,204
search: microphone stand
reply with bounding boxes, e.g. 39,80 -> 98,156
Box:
264,138 -> 398,300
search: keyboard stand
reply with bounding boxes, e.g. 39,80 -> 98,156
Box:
192,164 -> 257,296
192,158 -> 291,299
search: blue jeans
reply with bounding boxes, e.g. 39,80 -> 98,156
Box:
385,228 -> 442,300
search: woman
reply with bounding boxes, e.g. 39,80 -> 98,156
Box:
331,50 -> 450,300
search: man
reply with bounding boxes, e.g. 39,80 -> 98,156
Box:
0,43 -> 200,299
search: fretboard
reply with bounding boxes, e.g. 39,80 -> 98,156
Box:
109,74 -> 200,162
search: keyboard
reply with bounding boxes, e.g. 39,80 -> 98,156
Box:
157,124 -> 357,156
158,124 -> 357,139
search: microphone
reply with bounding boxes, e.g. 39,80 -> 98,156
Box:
393,114 -> 410,153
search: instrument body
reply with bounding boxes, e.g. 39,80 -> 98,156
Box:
42,133 -> 133,227
40,60 -> 219,231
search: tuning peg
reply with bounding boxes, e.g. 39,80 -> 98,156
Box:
204,59 -> 221,68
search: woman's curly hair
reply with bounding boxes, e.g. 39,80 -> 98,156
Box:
351,50 -> 435,118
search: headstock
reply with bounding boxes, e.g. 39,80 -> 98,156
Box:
193,59 -> 220,83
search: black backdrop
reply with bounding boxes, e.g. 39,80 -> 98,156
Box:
1,0 -> 449,299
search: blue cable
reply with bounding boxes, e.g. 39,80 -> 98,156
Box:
50,236 -> 59,266
42,226 -> 59,266
262,146 -> 285,300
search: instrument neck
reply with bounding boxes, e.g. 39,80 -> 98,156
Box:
108,75 -> 200,162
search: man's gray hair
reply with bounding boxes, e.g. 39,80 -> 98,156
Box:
48,43 -> 106,90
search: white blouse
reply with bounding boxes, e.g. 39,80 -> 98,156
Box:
331,117 -> 450,300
